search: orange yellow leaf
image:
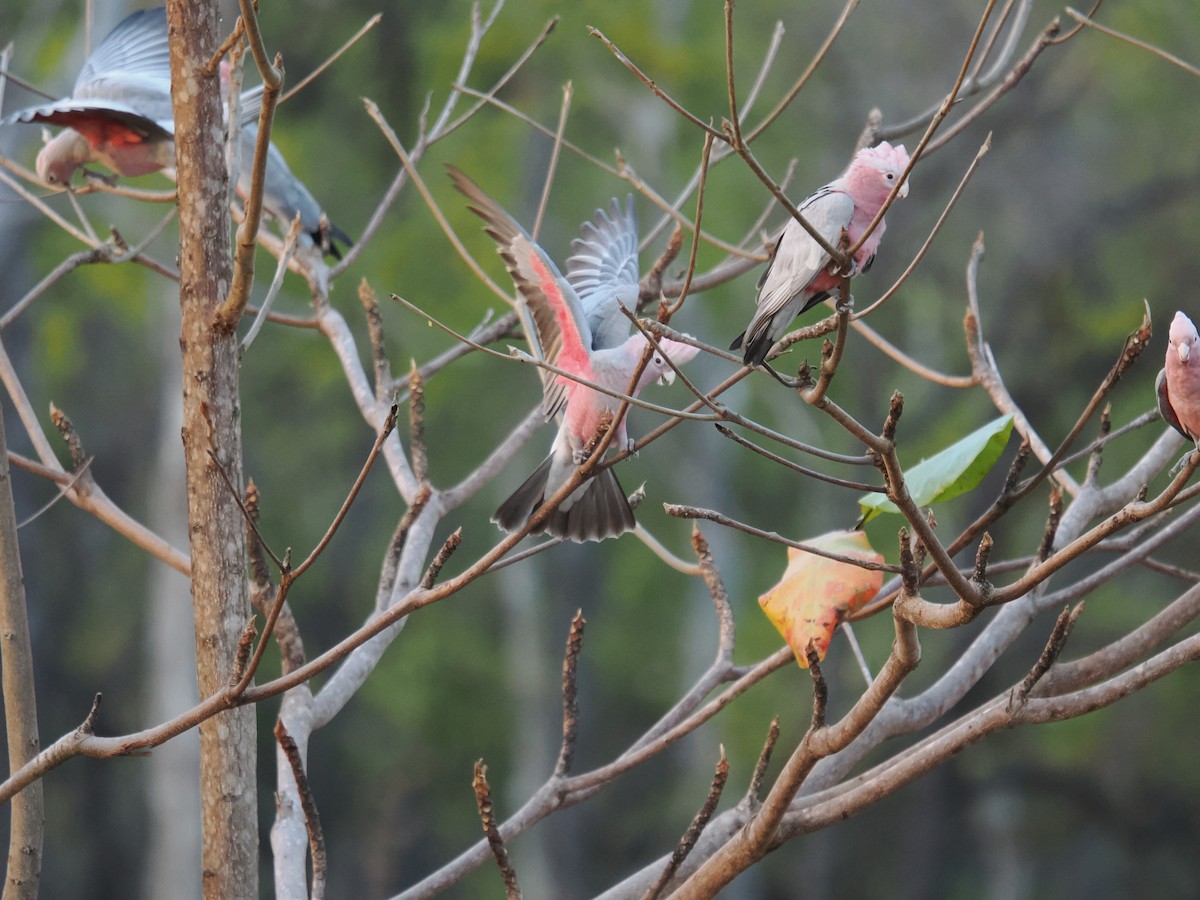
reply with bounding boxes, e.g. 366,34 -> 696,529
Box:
758,530 -> 883,668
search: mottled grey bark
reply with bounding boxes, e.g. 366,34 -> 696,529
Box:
165,2 -> 257,896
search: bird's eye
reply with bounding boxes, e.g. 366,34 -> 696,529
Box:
886,173 -> 895,180
654,355 -> 664,366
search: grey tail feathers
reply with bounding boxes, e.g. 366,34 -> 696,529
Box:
493,456 -> 635,542
315,221 -> 354,260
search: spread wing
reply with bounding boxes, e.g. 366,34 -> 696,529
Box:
1,99 -> 172,140
566,195 -> 639,351
754,185 -> 853,319
449,165 -> 594,420
74,7 -> 173,129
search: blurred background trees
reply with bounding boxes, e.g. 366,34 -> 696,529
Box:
1,0 -> 1199,897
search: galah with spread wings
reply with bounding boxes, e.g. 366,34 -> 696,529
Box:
732,141 -> 911,366
2,7 -> 176,184
3,6 -> 351,257
449,166 -> 698,542
1156,310 -> 1200,450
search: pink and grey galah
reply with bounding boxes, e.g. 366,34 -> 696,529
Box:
3,7 -> 176,184
2,6 -> 350,258
449,166 -> 699,542
732,141 -> 911,366
1156,310 -> 1200,451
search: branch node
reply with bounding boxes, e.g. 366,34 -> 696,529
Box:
473,760 -> 522,898
746,716 -> 781,806
882,390 -> 904,442
644,745 -> 730,900
806,643 -> 827,730
419,527 -> 462,589
1037,486 -> 1064,562
49,403 -> 87,471
555,611 -> 586,777
78,693 -> 103,736
1009,603 -> 1085,711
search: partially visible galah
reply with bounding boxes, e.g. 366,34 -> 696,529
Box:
237,122 -> 354,259
732,141 -> 911,366
5,6 -> 351,258
449,166 -> 699,541
1156,310 -> 1200,450
566,194 -> 640,351
3,7 -> 175,183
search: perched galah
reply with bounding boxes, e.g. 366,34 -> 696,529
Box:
732,141 -> 911,366
1156,310 -> 1200,450
565,194 -> 640,351
3,7 -> 175,184
238,122 -> 354,259
449,166 -> 699,541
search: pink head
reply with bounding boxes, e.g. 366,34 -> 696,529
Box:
36,130 -> 92,185
846,141 -> 911,203
623,334 -> 701,391
1168,311 -> 1198,364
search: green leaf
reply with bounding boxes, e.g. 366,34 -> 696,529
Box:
858,415 -> 1015,523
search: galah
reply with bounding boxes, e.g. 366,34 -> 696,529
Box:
448,166 -> 699,541
4,6 -> 351,257
732,141 -> 911,366
2,7 -> 176,184
1156,310 -> 1200,450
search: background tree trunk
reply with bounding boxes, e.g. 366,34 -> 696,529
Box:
165,2 -> 257,896
0,403 -> 42,900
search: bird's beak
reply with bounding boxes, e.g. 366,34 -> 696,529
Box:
658,369 -> 677,387
1179,341 -> 1192,364
898,178 -> 910,199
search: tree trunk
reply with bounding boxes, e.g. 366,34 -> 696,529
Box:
166,2 -> 258,896
0,402 -> 42,900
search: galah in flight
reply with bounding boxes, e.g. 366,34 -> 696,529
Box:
1156,310 -> 1200,451
449,166 -> 699,542
3,6 -> 351,257
732,141 -> 911,366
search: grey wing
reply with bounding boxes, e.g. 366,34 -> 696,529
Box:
69,8 -> 173,129
754,186 -> 853,318
239,123 -> 322,232
1157,368 -> 1189,439
75,7 -> 171,95
0,97 -> 172,139
449,165 -> 594,420
566,195 -> 639,351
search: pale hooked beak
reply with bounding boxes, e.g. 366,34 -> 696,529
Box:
898,177 -> 910,199
657,369 -> 677,387
1179,341 -> 1192,364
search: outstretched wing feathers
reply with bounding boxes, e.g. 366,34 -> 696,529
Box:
75,7 -> 171,92
566,195 -> 639,350
448,165 -> 594,420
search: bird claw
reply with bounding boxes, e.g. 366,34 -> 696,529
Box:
81,167 -> 118,188
1169,447 -> 1200,478
625,438 -> 638,457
